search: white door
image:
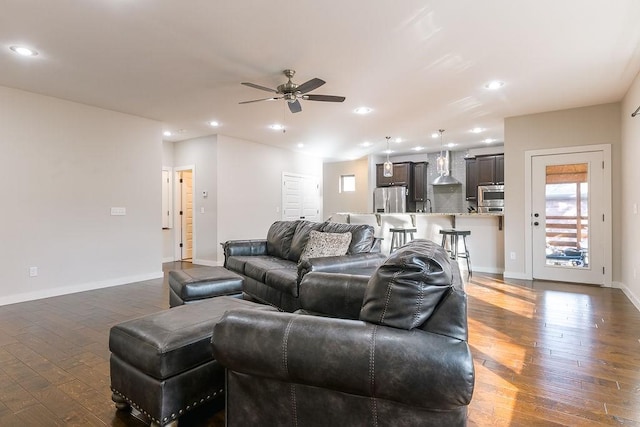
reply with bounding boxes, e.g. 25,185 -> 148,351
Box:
282,173 -> 320,221
531,151 -> 605,284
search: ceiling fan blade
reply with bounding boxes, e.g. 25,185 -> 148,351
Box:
241,82 -> 278,93
303,94 -> 346,102
239,96 -> 281,104
296,78 -> 326,94
288,99 -> 302,113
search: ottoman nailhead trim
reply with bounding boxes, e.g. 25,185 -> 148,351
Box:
111,387 -> 223,424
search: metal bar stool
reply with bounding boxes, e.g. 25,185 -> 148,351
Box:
389,227 -> 417,252
439,229 -> 472,277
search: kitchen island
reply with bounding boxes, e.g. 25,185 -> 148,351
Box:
329,212 -> 504,274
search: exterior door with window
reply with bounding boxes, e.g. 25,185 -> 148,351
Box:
531,151 -> 605,284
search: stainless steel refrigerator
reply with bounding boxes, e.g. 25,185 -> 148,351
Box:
373,186 -> 407,213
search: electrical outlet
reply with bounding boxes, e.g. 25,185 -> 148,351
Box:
29,266 -> 38,277
634,203 -> 638,215
510,251 -> 516,260
110,207 -> 126,216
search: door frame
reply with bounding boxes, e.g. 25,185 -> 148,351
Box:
174,165 -> 196,262
524,144 -> 612,286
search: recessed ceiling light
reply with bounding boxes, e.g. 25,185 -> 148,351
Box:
297,143 -> 304,148
208,121 -> 219,127
413,146 -> 425,151
485,80 -> 505,90
483,138 -> 496,144
394,138 -> 402,143
470,127 -> 485,133
431,133 -> 439,138
447,142 -> 456,148
269,124 -> 284,130
163,131 -> 172,137
10,45 -> 38,56
360,141 -> 372,147
354,107 -> 372,115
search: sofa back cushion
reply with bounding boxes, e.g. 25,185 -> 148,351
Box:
266,221 -> 299,259
321,222 -> 375,254
288,221 -> 326,262
359,239 -> 453,330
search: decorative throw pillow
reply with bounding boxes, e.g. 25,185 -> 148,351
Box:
299,230 -> 352,261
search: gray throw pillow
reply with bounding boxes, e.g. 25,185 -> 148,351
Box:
299,230 -> 352,261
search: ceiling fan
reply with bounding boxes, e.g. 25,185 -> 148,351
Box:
240,69 -> 346,113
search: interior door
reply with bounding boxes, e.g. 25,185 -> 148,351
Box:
531,151 -> 604,284
282,173 -> 320,221
179,170 -> 193,260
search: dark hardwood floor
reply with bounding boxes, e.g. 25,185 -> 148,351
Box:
0,262 -> 638,426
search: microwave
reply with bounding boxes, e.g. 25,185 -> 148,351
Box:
477,185 -> 504,209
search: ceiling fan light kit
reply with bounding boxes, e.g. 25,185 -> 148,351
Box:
240,69 -> 345,113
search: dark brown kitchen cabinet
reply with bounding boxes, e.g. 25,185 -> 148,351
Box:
376,162 -> 412,187
411,162 -> 428,201
477,154 -> 504,186
465,157 -> 478,200
465,154 -> 504,200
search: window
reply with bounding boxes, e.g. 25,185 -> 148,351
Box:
340,174 -> 356,193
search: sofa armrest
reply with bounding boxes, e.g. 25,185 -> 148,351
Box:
211,309 -> 474,410
222,240 -> 268,264
297,252 -> 385,279
298,272 -> 369,319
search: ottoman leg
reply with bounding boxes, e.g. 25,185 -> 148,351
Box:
151,421 -> 179,427
112,392 -> 131,412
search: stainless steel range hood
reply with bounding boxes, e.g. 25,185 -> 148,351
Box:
431,151 -> 461,186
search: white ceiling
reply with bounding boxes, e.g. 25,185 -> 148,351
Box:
2,1 -> 640,161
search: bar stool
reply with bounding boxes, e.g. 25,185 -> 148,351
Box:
439,229 -> 472,277
389,227 -> 417,252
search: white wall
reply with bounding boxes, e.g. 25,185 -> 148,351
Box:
503,103 -> 621,280
0,86 -> 163,305
323,158 -> 369,217
174,135 -> 218,265
216,135 -> 323,263
621,71 -> 640,309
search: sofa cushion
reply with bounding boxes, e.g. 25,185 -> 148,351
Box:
266,221 -> 299,259
359,239 -> 453,330
225,256 -> 255,275
299,230 -> 352,261
321,222 -> 374,254
264,268 -> 300,297
288,220 -> 326,262
244,256 -> 297,283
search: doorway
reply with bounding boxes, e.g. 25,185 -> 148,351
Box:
282,173 -> 321,221
175,168 -> 194,261
527,146 -> 611,285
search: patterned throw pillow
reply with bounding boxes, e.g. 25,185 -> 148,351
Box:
299,230 -> 352,261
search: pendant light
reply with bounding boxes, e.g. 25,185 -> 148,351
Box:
436,129 -> 448,176
383,136 -> 393,177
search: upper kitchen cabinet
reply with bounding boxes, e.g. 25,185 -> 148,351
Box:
465,154 -> 504,200
411,162 -> 428,201
376,162 -> 412,187
465,157 -> 478,200
477,154 -> 504,186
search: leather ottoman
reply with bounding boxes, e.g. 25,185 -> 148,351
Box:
169,266 -> 244,307
109,296 -> 272,427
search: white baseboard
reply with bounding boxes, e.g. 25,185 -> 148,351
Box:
162,256 -> 176,263
615,281 -> 640,313
503,271 -> 532,280
0,271 -> 164,307
192,258 -> 222,267
472,266 -> 505,275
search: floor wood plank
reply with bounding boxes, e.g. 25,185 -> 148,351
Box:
0,261 -> 638,425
